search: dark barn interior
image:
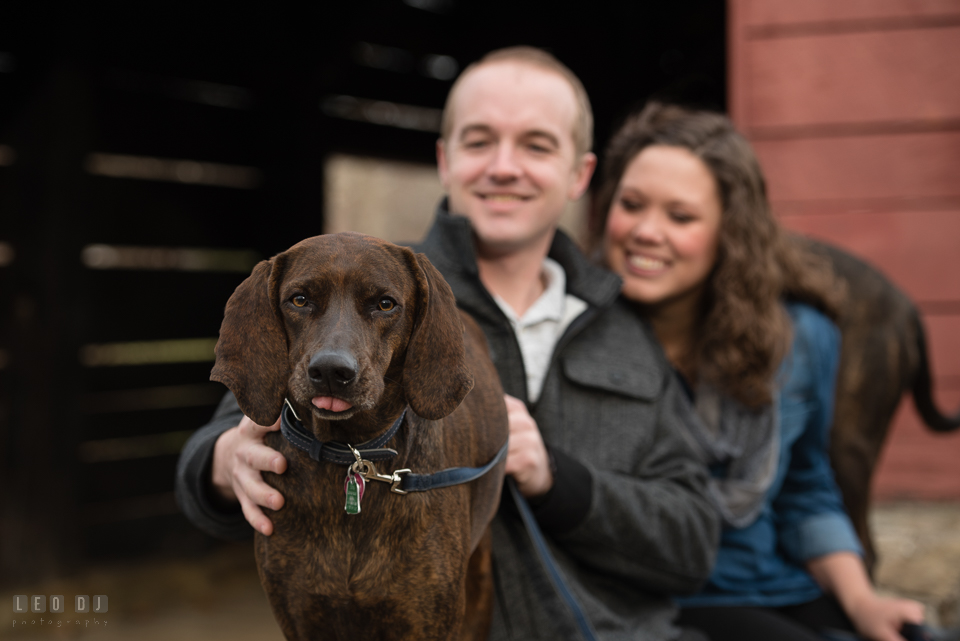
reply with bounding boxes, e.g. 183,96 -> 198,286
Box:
0,1 -> 725,583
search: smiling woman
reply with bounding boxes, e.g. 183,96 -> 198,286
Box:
591,103 -> 839,408
590,102 -> 927,641
603,145 -> 722,377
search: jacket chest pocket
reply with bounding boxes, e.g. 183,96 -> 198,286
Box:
547,356 -> 662,471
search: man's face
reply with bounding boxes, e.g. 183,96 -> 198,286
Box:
437,61 -> 595,256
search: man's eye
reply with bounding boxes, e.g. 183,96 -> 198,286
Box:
462,137 -> 490,149
378,298 -> 396,311
292,295 -> 308,307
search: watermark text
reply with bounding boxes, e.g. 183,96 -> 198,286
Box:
12,595 -> 109,629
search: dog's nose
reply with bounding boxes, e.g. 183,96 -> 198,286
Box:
308,350 -> 359,387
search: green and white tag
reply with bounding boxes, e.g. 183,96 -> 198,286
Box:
344,471 -> 365,515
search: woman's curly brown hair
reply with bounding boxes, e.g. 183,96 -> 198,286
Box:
589,103 -> 844,408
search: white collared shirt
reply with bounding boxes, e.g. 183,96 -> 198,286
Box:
492,257 -> 588,403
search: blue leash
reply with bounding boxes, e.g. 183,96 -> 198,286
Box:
508,478 -> 599,641
281,400 -> 508,494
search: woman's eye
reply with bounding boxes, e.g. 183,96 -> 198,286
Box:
620,198 -> 643,212
292,295 -> 308,308
670,211 -> 694,223
378,298 -> 396,312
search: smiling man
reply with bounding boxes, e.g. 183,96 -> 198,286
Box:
438,57 -> 592,258
176,47 -> 719,641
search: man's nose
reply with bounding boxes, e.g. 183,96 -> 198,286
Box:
487,142 -> 522,181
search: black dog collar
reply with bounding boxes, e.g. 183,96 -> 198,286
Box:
280,401 -> 406,464
279,398 -> 508,495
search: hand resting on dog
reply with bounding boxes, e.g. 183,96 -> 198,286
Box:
211,415 -> 286,535
212,394 -> 554,535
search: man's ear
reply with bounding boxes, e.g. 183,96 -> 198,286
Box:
436,138 -> 451,191
568,151 -> 597,201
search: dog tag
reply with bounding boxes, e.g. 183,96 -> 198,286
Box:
344,470 -> 365,515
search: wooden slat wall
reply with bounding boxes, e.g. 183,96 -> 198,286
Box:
728,0 -> 960,500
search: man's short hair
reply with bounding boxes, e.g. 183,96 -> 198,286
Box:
440,46 -> 594,157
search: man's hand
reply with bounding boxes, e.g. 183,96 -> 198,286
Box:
211,415 -> 287,535
503,394 -> 554,498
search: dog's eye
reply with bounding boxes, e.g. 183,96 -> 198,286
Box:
377,298 -> 395,312
292,295 -> 308,308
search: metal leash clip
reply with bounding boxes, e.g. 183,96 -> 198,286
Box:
347,445 -> 410,494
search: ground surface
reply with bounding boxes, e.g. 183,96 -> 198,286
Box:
872,502 -> 960,628
4,502 -> 960,639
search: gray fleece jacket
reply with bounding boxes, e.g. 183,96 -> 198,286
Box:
174,204 -> 720,641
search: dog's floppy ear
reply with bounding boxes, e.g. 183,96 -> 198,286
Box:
210,255 -> 289,426
402,250 -> 474,420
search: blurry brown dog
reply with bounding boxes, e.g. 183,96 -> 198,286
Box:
210,233 -> 508,641
799,237 -> 960,570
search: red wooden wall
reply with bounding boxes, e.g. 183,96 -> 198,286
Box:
727,0 -> 960,500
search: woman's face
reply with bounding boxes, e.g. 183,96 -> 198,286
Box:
604,145 -> 722,311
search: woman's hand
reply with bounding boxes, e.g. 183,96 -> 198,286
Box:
503,394 -> 554,498
807,551 -> 925,641
845,593 -> 926,641
211,415 -> 287,535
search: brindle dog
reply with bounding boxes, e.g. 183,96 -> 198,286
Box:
798,237 -> 960,570
211,233 -> 508,641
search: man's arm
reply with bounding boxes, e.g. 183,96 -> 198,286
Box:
174,391 -> 287,539
505,382 -> 721,596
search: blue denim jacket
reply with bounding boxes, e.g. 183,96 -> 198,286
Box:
679,302 -> 862,607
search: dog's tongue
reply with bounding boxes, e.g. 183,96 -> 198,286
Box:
312,396 -> 354,412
